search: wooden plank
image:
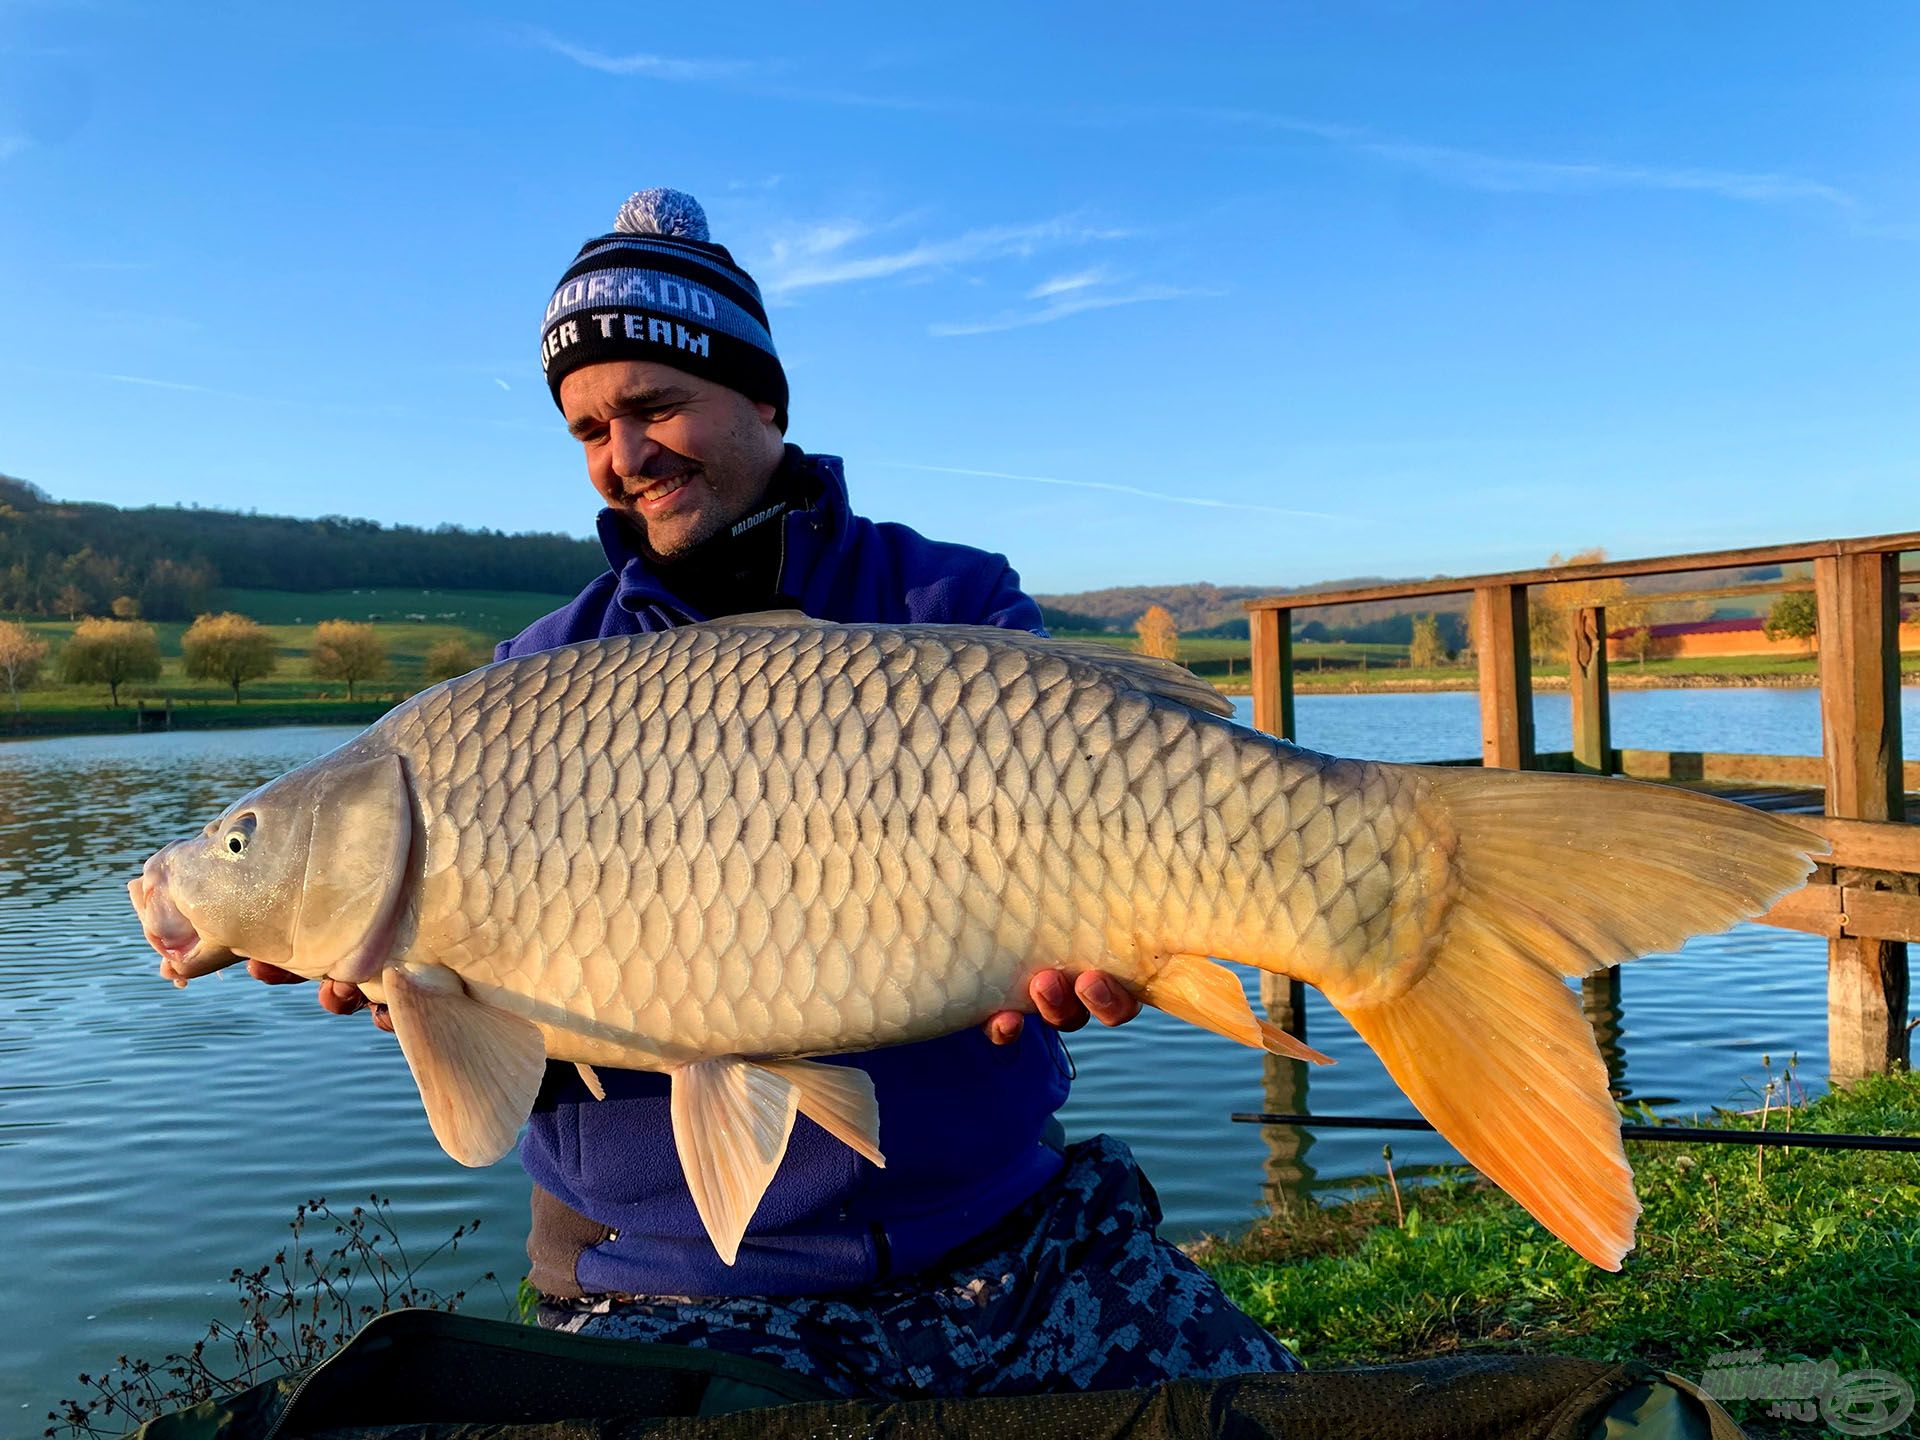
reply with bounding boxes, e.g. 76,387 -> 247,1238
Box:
1775,815 -> 1920,875
1757,883 -> 1844,937
1473,584 -> 1534,770
1813,551 -> 1909,1080
1248,607 -> 1294,740
1568,605 -> 1610,774
1612,750 -> 1920,790
1841,890 -> 1920,944
1242,529 -> 1920,613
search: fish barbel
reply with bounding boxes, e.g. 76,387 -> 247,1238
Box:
128,614 -> 1824,1268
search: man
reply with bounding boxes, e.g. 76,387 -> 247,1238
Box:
258,189 -> 1297,1398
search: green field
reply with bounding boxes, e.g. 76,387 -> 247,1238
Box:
2,587 -> 574,738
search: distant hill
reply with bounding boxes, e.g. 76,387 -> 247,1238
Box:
1,471 -> 603,620
1038,562 -> 1792,644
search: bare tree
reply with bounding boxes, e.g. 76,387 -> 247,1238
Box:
1134,604 -> 1180,662
59,618 -> 161,706
183,612 -> 278,702
309,620 -> 389,700
0,620 -> 49,709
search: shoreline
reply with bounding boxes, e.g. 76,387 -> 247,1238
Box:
10,672 -> 1909,741
1208,670 -> 1848,698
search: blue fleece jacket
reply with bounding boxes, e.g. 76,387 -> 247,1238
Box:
498,450 -> 1071,1298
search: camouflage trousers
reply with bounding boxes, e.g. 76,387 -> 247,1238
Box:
538,1133 -> 1299,1400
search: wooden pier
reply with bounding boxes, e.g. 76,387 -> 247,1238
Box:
1244,529 -> 1917,1084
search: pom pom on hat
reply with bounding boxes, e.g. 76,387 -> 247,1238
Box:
614,188 -> 710,242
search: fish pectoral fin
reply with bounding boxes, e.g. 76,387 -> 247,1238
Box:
574,1063 -> 607,1101
764,1059 -> 885,1168
383,963 -> 547,1168
669,1059 -> 800,1267
1139,953 -> 1334,1066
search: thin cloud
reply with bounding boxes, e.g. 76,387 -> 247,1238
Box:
0,136 -> 28,161
95,372 -> 214,394
1027,268 -> 1111,300
1361,140 -> 1857,209
524,29 -> 765,82
882,463 -> 1337,520
930,283 -> 1217,337
761,217 -> 1131,299
494,378 -> 511,391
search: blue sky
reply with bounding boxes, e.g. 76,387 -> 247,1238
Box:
1,3 -> 1915,593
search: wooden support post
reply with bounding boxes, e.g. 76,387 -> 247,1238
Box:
1473,583 -> 1534,770
1249,608 -> 1295,741
1569,605 -> 1611,775
1814,551 -> 1910,1080
1258,973 -> 1315,1202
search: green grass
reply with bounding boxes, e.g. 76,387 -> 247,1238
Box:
1192,1070 -> 1920,1436
3,587 -> 574,738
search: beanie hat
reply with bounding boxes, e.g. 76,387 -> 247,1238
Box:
540,188 -> 789,430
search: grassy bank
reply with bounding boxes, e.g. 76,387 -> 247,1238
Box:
1054,631 -> 1920,696
3,587 -> 574,740
1192,1070 -> 1920,1435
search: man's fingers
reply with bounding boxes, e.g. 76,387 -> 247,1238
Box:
983,1011 -> 1023,1046
1075,971 -> 1141,1028
1030,969 -> 1089,1032
247,959 -> 306,986
317,979 -> 369,1016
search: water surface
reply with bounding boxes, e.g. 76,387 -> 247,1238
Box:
2,688 -> 1911,1419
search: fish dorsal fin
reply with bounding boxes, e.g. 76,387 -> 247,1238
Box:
764,1058 -> 885,1167
694,609 -> 819,629
669,1059 -> 800,1265
383,962 -> 548,1167
1024,635 -> 1234,717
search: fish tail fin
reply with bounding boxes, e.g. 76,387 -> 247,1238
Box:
1329,769 -> 1826,1269
1138,953 -> 1334,1065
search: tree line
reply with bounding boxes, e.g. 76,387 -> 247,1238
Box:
0,473 -> 604,621
0,614 -> 489,710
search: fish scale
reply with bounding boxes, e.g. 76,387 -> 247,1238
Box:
132,614 -> 1826,1269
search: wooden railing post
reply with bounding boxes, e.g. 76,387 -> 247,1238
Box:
1814,551 -> 1910,1079
1569,605 -> 1611,775
1249,608 -> 1295,741
1473,583 -> 1534,770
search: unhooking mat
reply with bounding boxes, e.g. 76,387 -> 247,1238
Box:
123,1307 -> 1747,1440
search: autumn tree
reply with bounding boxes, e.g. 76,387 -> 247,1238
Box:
309,620 -> 388,700
110,595 -> 141,620
1764,591 -> 1818,651
183,612 -> 277,701
425,637 -> 485,682
0,620 -> 49,709
59,618 -> 161,706
1134,604 -> 1180,662
1407,613 -> 1447,669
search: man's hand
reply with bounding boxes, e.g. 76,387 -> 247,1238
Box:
984,969 -> 1141,1045
246,959 -> 393,1033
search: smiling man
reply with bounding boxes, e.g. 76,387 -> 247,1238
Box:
269,189 -> 1297,1398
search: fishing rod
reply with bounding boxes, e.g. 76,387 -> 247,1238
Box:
1229,1112 -> 1920,1153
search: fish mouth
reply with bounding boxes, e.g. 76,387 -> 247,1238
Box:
128,851 -> 239,986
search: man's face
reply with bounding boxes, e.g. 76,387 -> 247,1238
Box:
559,360 -> 785,561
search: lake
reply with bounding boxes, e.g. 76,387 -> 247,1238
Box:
4,684 -> 1915,1422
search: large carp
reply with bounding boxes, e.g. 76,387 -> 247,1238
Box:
128,615 -> 1822,1268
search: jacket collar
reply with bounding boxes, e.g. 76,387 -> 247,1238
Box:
593,448 -> 848,622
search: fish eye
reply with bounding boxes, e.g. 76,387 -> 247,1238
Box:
222,812 -> 258,857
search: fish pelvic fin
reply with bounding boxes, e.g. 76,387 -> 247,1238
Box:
764,1058 -> 885,1168
669,1059 -> 800,1267
1140,954 -> 1333,1066
1320,767 -> 1826,1270
384,963 -> 547,1168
